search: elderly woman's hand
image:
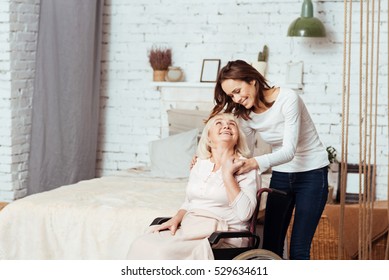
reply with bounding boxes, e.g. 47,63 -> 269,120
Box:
152,217 -> 181,235
222,157 -> 244,176
220,151 -> 244,179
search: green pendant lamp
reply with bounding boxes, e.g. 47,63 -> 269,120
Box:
287,0 -> 326,37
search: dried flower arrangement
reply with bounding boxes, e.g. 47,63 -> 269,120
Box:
148,46 -> 172,71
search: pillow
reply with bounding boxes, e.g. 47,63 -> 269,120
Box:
149,128 -> 198,178
167,109 -> 209,135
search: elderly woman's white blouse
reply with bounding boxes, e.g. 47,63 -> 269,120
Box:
180,158 -> 259,232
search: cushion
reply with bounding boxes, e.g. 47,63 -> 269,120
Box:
167,109 -> 209,135
149,128 -> 198,178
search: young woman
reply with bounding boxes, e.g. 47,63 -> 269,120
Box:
208,60 -> 329,260
128,113 -> 259,259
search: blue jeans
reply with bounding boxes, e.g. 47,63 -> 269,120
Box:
262,167 -> 328,260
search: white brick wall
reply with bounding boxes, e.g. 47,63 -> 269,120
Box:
0,0 -> 39,202
98,0 -> 388,200
0,0 -> 13,201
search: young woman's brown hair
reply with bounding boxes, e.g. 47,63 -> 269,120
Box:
209,60 -> 274,121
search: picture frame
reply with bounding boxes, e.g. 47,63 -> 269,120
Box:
200,59 -> 221,82
285,61 -> 303,86
335,163 -> 375,203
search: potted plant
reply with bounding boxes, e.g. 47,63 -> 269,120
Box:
252,45 -> 269,76
148,46 -> 172,81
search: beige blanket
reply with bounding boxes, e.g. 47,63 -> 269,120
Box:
128,209 -> 228,260
0,171 -> 187,259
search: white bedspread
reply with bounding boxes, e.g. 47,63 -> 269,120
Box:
0,171 -> 187,259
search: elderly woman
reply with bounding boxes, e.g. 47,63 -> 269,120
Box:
128,113 -> 259,260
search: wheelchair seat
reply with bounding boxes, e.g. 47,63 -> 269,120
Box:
150,187 -> 287,260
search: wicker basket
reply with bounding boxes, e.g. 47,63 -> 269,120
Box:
287,213 -> 388,260
369,232 -> 388,260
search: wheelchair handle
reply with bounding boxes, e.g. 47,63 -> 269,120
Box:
257,188 -> 287,197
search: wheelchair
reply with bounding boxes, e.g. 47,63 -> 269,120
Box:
150,188 -> 287,260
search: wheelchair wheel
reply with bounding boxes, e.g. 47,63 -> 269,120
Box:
233,249 -> 282,260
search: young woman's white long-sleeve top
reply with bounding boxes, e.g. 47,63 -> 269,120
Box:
239,88 -> 329,174
180,158 -> 259,232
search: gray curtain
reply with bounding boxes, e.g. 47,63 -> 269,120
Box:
28,0 -> 103,195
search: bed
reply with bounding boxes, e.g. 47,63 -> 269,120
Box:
0,109 -> 271,260
0,170 -> 187,259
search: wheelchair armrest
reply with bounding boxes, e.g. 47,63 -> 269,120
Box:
208,231 -> 260,249
150,217 -> 171,226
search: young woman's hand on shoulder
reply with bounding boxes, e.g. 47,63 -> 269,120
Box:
235,158 -> 258,175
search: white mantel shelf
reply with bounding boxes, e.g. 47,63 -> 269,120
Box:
152,82 -> 216,88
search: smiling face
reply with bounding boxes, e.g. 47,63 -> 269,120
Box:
208,115 -> 239,148
196,113 -> 251,159
221,79 -> 257,109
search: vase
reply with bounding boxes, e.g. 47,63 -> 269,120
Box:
165,66 -> 184,82
251,61 -> 267,77
153,70 -> 167,81
328,163 -> 339,200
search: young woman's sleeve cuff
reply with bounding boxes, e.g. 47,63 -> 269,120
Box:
255,155 -> 271,174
